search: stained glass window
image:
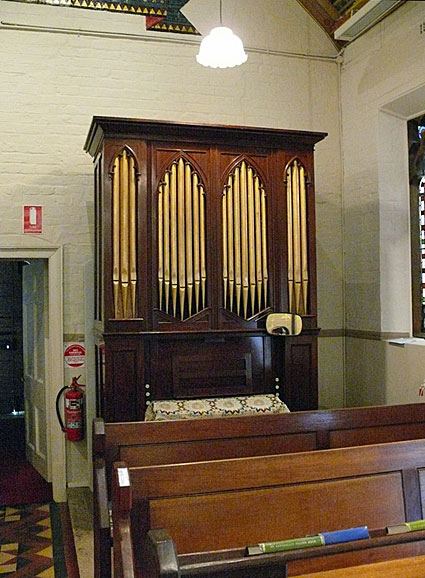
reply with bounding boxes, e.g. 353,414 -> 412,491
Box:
408,116 -> 425,335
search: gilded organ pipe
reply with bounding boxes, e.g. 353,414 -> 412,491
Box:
287,168 -> 294,312
170,162 -> 178,317
286,159 -> 309,316
112,157 -> 120,317
200,184 -> 207,309
129,156 -> 137,317
222,186 -> 228,308
185,163 -> 194,318
292,161 -> 301,314
240,162 -> 249,319
111,149 -> 138,319
261,184 -> 268,309
233,167 -> 242,316
226,175 -> 234,311
300,165 -> 309,315
119,151 -> 129,317
177,158 -> 186,320
158,182 -> 164,311
254,176 -> 262,310
192,172 -> 200,312
247,167 -> 256,314
163,171 -> 171,314
222,160 -> 268,320
157,157 -> 207,320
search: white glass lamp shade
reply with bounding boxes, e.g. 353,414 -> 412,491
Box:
196,26 -> 248,68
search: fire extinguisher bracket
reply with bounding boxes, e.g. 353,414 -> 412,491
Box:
55,376 -> 85,441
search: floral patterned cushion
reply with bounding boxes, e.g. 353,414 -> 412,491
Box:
144,394 -> 290,421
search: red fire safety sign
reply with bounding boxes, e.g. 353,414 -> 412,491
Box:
64,344 -> 86,368
23,206 -> 42,234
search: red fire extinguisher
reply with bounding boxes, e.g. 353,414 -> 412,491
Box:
55,376 -> 85,441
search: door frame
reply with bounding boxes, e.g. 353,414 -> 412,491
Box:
0,245 -> 66,502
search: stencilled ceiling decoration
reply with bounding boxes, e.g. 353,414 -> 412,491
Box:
330,0 -> 359,15
7,0 -> 200,35
297,0 -> 405,48
144,0 -> 199,34
3,0 -> 404,41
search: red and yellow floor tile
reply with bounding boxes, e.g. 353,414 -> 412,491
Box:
0,503 -> 57,576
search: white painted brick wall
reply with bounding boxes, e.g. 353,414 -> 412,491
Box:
340,1 -> 425,405
0,0 -> 344,480
0,0 -> 343,331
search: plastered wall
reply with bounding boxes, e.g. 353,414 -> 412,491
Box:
340,1 -> 425,405
0,0 -> 343,485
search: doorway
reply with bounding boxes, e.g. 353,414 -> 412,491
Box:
0,247 -> 66,502
0,261 -> 25,457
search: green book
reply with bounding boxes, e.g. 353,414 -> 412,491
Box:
386,519 -> 425,535
246,535 -> 325,556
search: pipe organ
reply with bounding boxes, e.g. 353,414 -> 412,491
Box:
85,118 -> 326,422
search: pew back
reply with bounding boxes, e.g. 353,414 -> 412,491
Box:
118,439 -> 425,558
95,403 -> 425,468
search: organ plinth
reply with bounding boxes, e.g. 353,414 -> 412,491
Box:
84,117 -> 327,421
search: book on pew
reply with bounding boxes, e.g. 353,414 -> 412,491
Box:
386,519 -> 425,535
246,526 -> 370,556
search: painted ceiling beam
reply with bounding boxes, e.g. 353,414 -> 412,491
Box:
296,0 -> 346,50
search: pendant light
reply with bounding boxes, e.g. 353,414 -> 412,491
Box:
196,0 -> 247,69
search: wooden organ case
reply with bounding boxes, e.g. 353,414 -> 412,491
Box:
84,118 -> 327,421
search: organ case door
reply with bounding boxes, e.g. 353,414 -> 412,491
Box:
85,118 -> 326,421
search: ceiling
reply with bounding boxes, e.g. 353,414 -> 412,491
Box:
330,0 -> 359,15
296,0 -> 403,49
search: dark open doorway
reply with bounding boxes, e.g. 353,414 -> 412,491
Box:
0,260 -> 25,457
0,260 -> 52,505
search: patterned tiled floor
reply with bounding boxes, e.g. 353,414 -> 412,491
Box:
0,503 -> 59,577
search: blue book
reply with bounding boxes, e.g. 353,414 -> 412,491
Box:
318,526 -> 369,545
246,526 -> 370,556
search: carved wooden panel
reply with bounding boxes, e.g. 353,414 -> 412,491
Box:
149,336 -> 271,402
104,336 -> 145,422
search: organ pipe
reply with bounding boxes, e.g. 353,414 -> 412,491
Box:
185,163 -> 194,318
170,162 -> 178,317
192,172 -> 201,312
226,175 -> 235,311
286,159 -> 309,315
129,156 -> 137,316
163,171 -> 171,313
112,157 -> 120,317
222,160 -> 268,320
233,167 -> 242,316
157,157 -> 207,320
200,183 -> 207,310
111,148 -> 138,319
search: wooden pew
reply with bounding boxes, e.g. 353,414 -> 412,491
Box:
111,438 -> 425,578
144,528 -> 425,578
93,403 -> 425,578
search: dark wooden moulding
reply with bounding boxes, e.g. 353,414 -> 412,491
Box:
84,117 -> 327,421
